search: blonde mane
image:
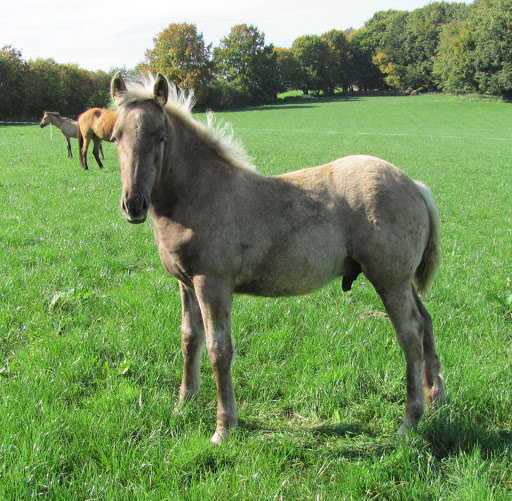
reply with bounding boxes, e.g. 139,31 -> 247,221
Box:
116,74 -> 256,172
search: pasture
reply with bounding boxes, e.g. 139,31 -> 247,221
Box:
0,94 -> 511,499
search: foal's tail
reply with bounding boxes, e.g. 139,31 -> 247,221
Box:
414,181 -> 441,294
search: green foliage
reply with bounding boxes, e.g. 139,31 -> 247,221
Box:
433,20 -> 478,94
143,23 -> 213,103
213,24 -> 280,104
352,3 -> 470,92
3,0 -> 512,117
292,35 -> 338,95
1,95 -> 511,499
0,46 -> 28,120
205,80 -> 252,108
323,29 -> 353,92
274,47 -> 303,93
0,46 -> 112,121
471,0 -> 512,98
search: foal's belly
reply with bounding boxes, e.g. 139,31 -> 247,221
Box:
234,273 -> 338,297
234,246 -> 348,297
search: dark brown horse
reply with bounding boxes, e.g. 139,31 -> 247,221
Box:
110,72 -> 446,444
77,107 -> 117,169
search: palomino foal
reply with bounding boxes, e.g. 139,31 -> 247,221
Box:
40,111 -> 79,158
110,72 -> 446,444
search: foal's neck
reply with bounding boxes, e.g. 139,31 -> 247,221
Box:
151,111 -> 235,215
49,114 -> 65,126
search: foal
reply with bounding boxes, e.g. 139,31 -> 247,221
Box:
110,72 -> 446,444
40,111 -> 79,158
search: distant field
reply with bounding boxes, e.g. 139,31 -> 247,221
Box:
0,95 -> 511,499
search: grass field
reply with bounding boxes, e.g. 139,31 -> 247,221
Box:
0,94 -> 511,499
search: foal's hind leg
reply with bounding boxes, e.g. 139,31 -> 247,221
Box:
376,283 -> 426,433
178,282 -> 205,402
412,288 -> 446,406
66,138 -> 73,158
92,138 -> 104,168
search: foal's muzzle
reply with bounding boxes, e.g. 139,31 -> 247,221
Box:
122,193 -> 149,224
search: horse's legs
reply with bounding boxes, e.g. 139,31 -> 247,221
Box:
80,134 -> 91,170
412,288 -> 446,405
100,144 -> 104,160
178,282 -> 205,402
66,137 -> 73,158
194,276 -> 237,445
92,138 -> 104,168
376,282 -> 426,433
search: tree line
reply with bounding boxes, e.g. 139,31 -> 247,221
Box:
1,0 -> 511,121
0,47 -> 113,121
141,0 -> 511,105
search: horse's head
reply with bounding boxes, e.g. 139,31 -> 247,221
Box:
111,72 -> 169,224
40,111 -> 50,128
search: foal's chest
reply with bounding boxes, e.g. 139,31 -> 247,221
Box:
153,219 -> 196,288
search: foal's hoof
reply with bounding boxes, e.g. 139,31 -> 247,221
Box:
211,425 -> 233,445
211,432 -> 223,446
397,424 -> 408,436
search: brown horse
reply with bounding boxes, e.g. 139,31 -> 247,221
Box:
110,72 -> 446,444
40,111 -> 79,158
77,107 -> 117,169
40,111 -> 104,160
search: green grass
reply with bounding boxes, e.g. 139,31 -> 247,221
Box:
1,94 -> 511,499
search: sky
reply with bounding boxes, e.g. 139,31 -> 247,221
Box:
2,0 -> 473,72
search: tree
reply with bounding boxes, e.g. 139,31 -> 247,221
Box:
292,35 -> 338,95
433,19 -> 477,93
89,70 -> 112,109
0,46 -> 27,120
322,30 -> 353,92
351,3 -> 469,91
274,47 -> 303,92
144,23 -> 213,102
344,31 -> 384,92
25,58 -> 61,119
213,24 -> 279,103
471,0 -> 512,98
58,65 -> 93,117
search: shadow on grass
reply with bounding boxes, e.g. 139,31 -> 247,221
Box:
419,405 -> 512,460
239,419 -> 365,438
0,122 -> 38,127
210,94 -> 362,113
238,405 -> 511,461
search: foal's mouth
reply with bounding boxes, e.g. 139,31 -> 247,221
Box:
122,194 -> 149,224
125,214 -> 147,224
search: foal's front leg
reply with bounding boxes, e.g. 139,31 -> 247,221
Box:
179,282 -> 205,402
194,276 -> 237,445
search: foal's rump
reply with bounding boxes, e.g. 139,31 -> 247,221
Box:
269,155 -> 436,295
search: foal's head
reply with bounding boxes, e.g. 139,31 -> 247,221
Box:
40,111 -> 53,128
111,72 -> 169,224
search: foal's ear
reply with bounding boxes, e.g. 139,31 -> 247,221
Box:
153,73 -> 169,108
111,71 -> 127,103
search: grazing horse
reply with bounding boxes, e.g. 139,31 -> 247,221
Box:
110,72 -> 446,444
77,107 -> 117,169
40,111 -> 79,158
